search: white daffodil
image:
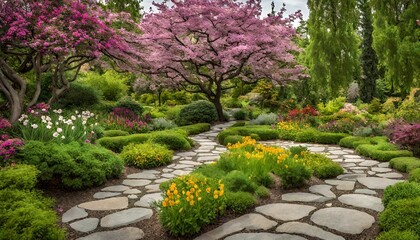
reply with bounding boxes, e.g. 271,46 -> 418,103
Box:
31,124 -> 38,129
61,136 -> 65,139
57,128 -> 63,133
23,120 -> 29,126
71,116 -> 76,120
46,125 -> 52,129
53,132 -> 59,138
71,126 -> 75,130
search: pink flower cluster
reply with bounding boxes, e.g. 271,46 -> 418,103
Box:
390,122 -> 420,155
106,107 -> 148,133
27,102 -> 50,116
0,137 -> 24,160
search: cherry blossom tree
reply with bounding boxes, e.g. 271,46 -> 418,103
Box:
138,0 -> 304,121
0,0 -> 141,122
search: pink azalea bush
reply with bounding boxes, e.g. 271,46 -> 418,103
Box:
389,122 -> 420,155
104,107 -> 149,133
0,119 -> 24,166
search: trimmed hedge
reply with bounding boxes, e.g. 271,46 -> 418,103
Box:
0,165 -> 39,190
97,134 -> 151,153
339,136 -> 388,149
174,123 -> 211,135
103,130 -> 130,137
390,157 -> 420,173
149,132 -> 191,150
223,135 -> 244,146
18,141 -> 123,189
356,144 -> 413,162
0,189 -> 66,240
379,197 -> 420,236
377,230 -> 419,240
217,126 -> 279,145
382,182 -> 420,207
409,168 -> 420,183
225,191 -> 257,214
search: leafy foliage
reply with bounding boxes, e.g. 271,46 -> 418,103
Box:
121,143 -> 173,169
0,165 -> 39,190
379,197 -> 420,236
382,182 -> 420,207
178,101 -> 217,125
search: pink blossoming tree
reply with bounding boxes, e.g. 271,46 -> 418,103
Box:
0,0 -> 140,122
138,0 -> 304,121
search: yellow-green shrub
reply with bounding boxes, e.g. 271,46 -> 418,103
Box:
121,143 -> 173,169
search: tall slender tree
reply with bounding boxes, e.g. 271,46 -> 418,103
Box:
306,0 -> 360,98
371,0 -> 419,97
357,0 -> 379,103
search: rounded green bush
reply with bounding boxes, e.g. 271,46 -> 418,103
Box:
255,186 -> 270,198
149,132 -> 191,150
356,144 -> 413,162
409,168 -> 420,183
103,130 -> 130,138
225,191 -> 257,214
382,182 -> 420,207
377,230 -> 419,240
315,132 -> 349,144
390,157 -> 420,173
233,109 -> 247,120
193,164 -> 226,179
178,100 -> 217,125
97,134 -> 151,153
379,197 -> 420,236
278,158 -> 312,189
18,141 -> 123,189
313,162 -> 344,179
231,121 -> 246,127
174,123 -> 211,135
59,83 -> 101,108
222,170 -> 258,193
223,135 -> 244,146
0,189 -> 66,240
121,143 -> 173,169
295,128 -> 318,142
0,164 -> 39,190
116,97 -> 143,115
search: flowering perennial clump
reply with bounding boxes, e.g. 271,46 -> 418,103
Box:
159,175 -> 226,236
103,107 -> 148,133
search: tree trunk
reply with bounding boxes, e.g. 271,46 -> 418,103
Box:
212,98 -> 226,122
0,58 -> 26,123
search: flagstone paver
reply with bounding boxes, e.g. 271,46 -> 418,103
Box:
62,122 -> 408,240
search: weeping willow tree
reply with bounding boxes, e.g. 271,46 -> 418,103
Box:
371,0 -> 420,97
306,0 -> 360,99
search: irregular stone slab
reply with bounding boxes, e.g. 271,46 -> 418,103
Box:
308,146 -> 325,152
276,222 -> 344,240
128,195 -> 138,199
350,167 -> 368,170
368,171 -> 375,175
338,194 -> 384,212
377,172 -> 403,178
70,218 -> 99,233
310,207 -> 375,234
154,178 -> 169,184
359,160 -> 380,167
194,213 -> 277,240
134,193 -> 163,207
161,173 -> 175,178
123,189 -> 141,195
172,164 -> 193,169
197,156 -> 220,162
344,159 -> 364,163
145,184 -> 160,191
101,185 -> 130,192
357,177 -> 404,189
62,206 -> 88,223
324,180 -> 355,191
93,192 -> 121,199
343,155 -> 361,159
161,169 -> 173,173
172,170 -> 190,176
337,173 -> 366,181
341,163 -> 356,168
79,197 -> 128,211
329,150 -> 347,155
355,189 -> 376,195
256,203 -> 316,221
352,170 -> 365,174
225,233 -> 307,240
127,172 -> 157,179
77,227 -> 144,240
179,160 -> 202,166
309,185 -> 336,198
371,167 -> 392,173
100,208 -> 153,228
122,180 -> 151,187
282,192 -> 331,202
377,162 -> 389,168
177,152 -> 196,157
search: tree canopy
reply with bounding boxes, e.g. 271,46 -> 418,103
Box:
137,0 -> 304,120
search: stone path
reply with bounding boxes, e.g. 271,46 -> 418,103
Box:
62,123 -> 406,240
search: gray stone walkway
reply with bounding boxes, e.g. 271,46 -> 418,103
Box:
62,123 -> 405,240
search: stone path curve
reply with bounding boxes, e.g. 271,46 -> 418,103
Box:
61,122 -> 405,240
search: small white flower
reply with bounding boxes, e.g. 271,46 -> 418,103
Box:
53,132 -> 59,138
23,120 -> 29,126
61,136 -> 65,139
67,120 -> 73,125
77,115 -> 81,118
82,121 -> 86,125
42,119 -> 47,124
47,121 -> 52,126
90,113 -> 94,117
41,116 -> 46,120
71,116 -> 76,120
58,116 -> 64,121
57,128 -> 63,133
41,108 -> 46,112
31,124 -> 38,129
75,110 -> 79,114
46,116 -> 51,121
71,126 -> 75,130
57,109 -> 62,114
95,123 -> 98,126
30,110 -> 35,114
46,125 -> 52,129
55,121 -> 59,125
